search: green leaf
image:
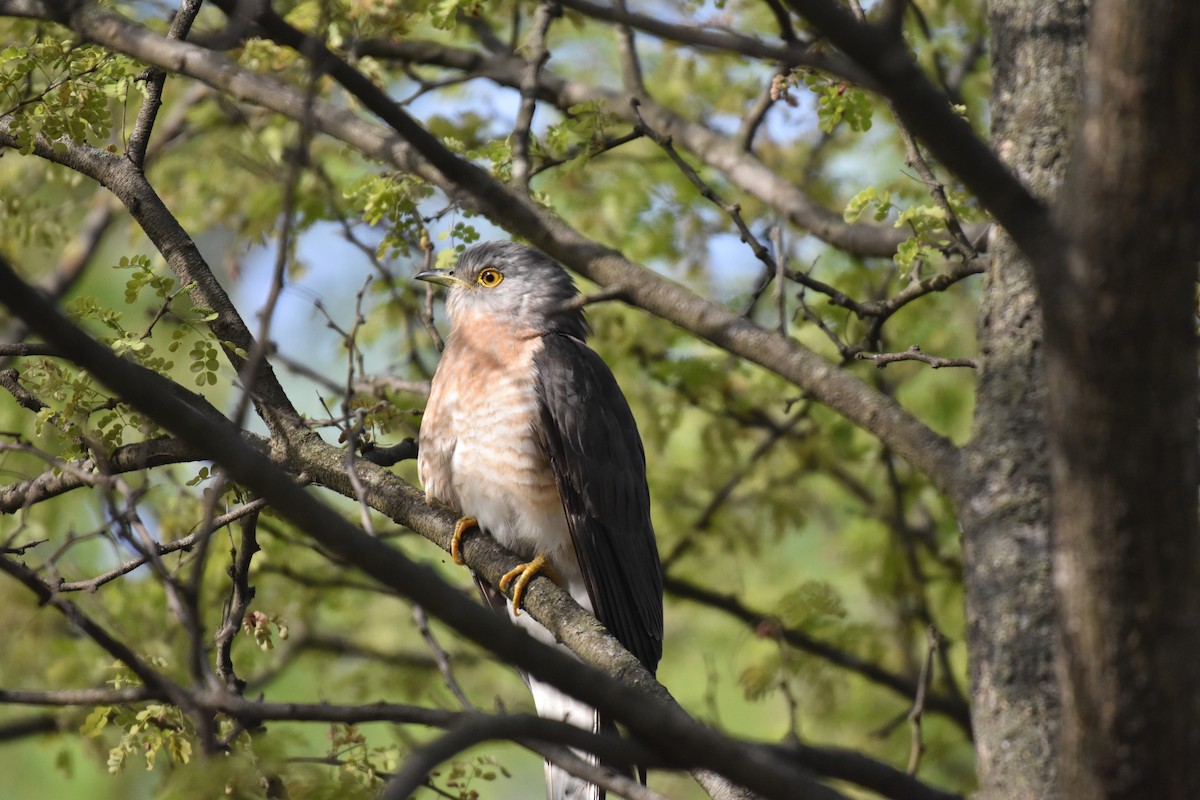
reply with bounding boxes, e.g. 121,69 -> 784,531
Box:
80,707 -> 112,737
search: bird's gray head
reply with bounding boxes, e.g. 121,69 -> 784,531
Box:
415,241 -> 588,339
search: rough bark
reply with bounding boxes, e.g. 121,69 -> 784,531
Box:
1044,1 -> 1200,796
957,1 -> 1087,796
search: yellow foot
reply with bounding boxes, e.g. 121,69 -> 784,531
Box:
450,516 -> 478,566
498,554 -> 560,616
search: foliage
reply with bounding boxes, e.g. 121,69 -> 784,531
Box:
0,1 -> 1004,798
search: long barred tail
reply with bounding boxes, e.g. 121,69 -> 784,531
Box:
530,677 -> 604,800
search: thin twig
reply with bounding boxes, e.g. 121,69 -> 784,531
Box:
418,239 -> 445,352
859,259 -> 986,345
530,129 -> 643,176
845,0 -> 973,260
55,497 -> 271,593
511,2 -> 559,189
612,0 -> 645,94
855,345 -> 977,370
736,65 -> 788,151
97,467 -> 216,716
907,626 -> 941,775
878,448 -> 967,706
312,274 -> 378,534
664,576 -> 972,732
0,555 -> 197,715
797,282 -> 856,362
214,505 -> 263,693
0,537 -> 46,555
894,121 -> 976,259
631,98 -> 780,288
413,605 -> 473,709
662,408 -> 808,569
0,687 -> 153,706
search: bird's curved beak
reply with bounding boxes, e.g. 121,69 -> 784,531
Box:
414,269 -> 468,288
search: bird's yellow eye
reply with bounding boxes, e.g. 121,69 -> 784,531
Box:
477,268 -> 504,288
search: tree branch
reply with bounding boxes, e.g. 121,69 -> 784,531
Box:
374,36 -> 913,258
0,435 -> 258,515
780,0 -> 1060,268
125,0 -> 202,169
856,346 -> 978,370
510,1 -> 558,189
555,0 -> 870,84
0,715 -> 58,741
664,575 -> 972,733
0,554 -> 197,716
0,116 -> 306,439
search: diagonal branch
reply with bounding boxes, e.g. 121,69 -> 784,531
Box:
351,36 -> 912,258
0,116 -> 306,438
556,0 -> 868,84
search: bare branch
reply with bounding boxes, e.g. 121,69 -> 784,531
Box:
0,368 -> 48,412
0,715 -> 58,741
856,345 -> 978,370
907,626 -> 942,775
555,0 -> 871,84
214,507 -> 263,693
611,0 -> 646,94
631,98 -> 779,285
0,343 -> 60,357
57,497 -> 270,593
736,66 -> 788,152
0,537 -> 46,555
0,687 -> 153,706
511,1 -> 559,189
412,605 -> 473,709
381,715 -> 659,800
0,436 -> 234,515
0,554 -> 197,716
125,0 -> 202,169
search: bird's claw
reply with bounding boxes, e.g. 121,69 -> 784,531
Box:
450,516 -> 478,566
498,554 -> 559,616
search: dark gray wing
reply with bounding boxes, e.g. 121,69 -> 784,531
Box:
533,333 -> 663,671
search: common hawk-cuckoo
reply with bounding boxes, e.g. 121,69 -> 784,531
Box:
416,241 -> 663,800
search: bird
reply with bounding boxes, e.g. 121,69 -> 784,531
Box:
416,241 -> 663,800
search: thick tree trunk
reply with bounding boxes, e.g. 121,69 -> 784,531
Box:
958,1 -> 1087,796
1043,1 -> 1200,797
